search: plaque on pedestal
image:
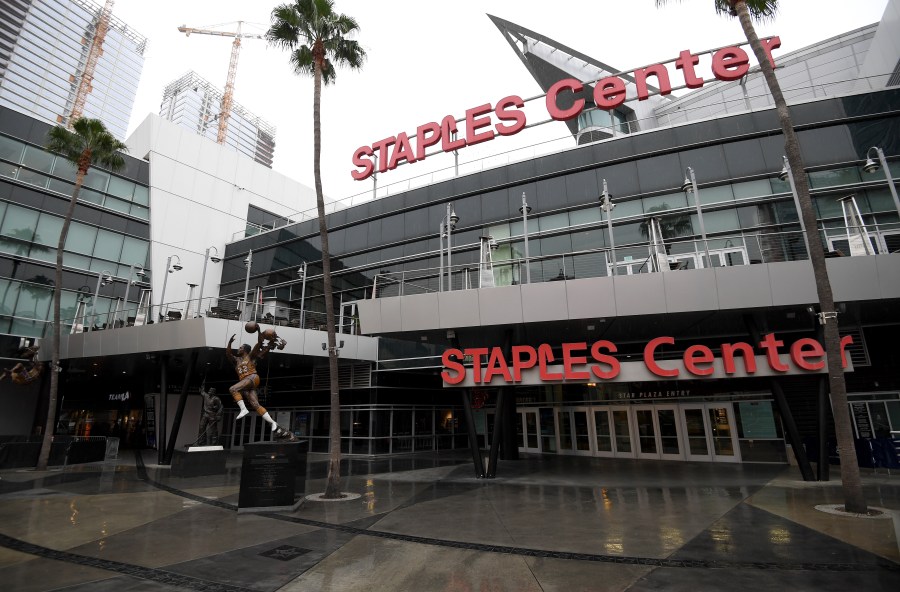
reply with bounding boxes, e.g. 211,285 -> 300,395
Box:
171,446 -> 227,477
238,440 -> 308,513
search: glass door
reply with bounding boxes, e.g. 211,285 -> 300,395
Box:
681,404 -> 740,462
610,406 -> 635,458
655,405 -> 683,460
634,406 -> 659,459
557,408 -> 592,455
517,409 -> 541,453
593,408 -> 615,457
707,406 -> 739,462
682,406 -> 712,461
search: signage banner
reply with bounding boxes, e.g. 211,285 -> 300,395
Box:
352,37 -> 781,180
441,333 -> 854,388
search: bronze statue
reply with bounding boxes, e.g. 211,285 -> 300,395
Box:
0,346 -> 44,385
197,383 -> 223,446
226,322 -> 295,441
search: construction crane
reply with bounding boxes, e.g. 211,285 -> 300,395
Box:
68,0 -> 115,127
177,22 -> 264,144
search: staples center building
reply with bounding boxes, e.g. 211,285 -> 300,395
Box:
24,6 -> 900,473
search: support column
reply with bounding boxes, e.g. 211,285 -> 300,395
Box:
771,380 -> 815,481
461,389 -> 485,478
486,388 -> 505,478
163,351 -> 199,464
157,356 -> 168,465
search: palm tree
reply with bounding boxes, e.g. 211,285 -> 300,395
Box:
267,0 -> 365,499
656,0 -> 866,513
39,118 -> 126,471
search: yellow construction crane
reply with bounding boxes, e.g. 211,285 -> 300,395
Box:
68,0 -> 115,127
177,22 -> 264,144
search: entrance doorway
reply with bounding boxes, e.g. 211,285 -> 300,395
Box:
633,404 -> 684,460
516,409 -> 541,453
681,403 -> 740,462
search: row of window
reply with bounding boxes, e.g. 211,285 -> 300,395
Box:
0,200 -> 150,280
0,134 -> 149,219
0,276 -> 122,338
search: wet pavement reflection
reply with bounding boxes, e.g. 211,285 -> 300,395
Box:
0,450 -> 897,591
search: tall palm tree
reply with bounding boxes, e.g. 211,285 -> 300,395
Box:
267,0 -> 365,499
39,118 -> 126,470
656,0 -> 866,513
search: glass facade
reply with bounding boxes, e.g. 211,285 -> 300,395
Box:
0,122 -> 150,338
0,0 -> 146,140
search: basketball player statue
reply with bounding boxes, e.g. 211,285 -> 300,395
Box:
0,346 -> 44,385
226,322 -> 295,441
196,383 -> 223,446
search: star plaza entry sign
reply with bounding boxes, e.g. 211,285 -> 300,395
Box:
351,37 -> 782,180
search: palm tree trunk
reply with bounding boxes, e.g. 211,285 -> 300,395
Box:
734,0 -> 866,513
312,59 -> 342,499
37,163 -> 87,470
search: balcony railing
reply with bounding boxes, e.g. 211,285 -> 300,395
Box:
371,226 -> 900,298
41,296 -> 359,340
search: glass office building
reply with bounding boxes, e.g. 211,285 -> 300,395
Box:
160,72 -> 277,168
0,0 -> 146,140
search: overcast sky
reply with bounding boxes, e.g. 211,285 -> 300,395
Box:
113,0 -> 889,213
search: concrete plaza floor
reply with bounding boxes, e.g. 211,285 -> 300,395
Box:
0,450 -> 898,591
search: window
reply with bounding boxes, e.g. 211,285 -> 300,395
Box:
34,214 -> 63,247
21,146 -> 54,173
107,176 -> 136,200
0,135 -> 26,164
65,222 -> 98,255
0,204 -> 38,242
94,229 -> 124,261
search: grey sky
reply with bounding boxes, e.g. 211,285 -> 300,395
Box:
114,0 -> 890,212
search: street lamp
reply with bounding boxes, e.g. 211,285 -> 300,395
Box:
441,204 -> 459,291
863,146 -> 900,217
778,156 -> 812,257
196,246 -> 221,317
600,179 -> 616,276
681,167 -> 712,266
158,255 -> 182,322
121,263 -> 146,325
89,270 -> 114,331
242,250 -> 253,321
519,192 -> 532,284
297,262 -> 307,328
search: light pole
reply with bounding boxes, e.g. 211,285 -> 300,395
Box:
519,192 -> 531,284
297,262 -> 307,328
681,167 -> 712,266
863,146 -> 900,217
158,255 -> 182,322
121,263 -> 146,325
600,179 -> 616,276
242,250 -> 253,321
438,220 -> 446,292
89,270 -> 113,331
778,156 -> 812,256
444,204 -> 459,290
196,246 -> 221,317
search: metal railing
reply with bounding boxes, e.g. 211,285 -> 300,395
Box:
41,296 -> 359,339
371,226 -> 900,298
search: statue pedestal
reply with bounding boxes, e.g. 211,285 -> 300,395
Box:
171,446 -> 226,477
238,440 -> 308,513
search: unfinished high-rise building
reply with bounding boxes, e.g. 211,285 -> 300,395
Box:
0,0 -> 147,140
159,72 -> 276,168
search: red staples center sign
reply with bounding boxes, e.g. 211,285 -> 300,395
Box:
351,37 -> 781,181
441,333 -> 853,387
